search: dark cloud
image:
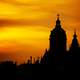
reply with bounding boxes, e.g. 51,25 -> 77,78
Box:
0,19 -> 49,27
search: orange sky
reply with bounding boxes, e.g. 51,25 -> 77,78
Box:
0,0 -> 80,64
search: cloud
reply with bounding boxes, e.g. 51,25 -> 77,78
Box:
0,0 -> 47,6
0,0 -> 29,6
0,18 -> 50,27
0,0 -> 74,6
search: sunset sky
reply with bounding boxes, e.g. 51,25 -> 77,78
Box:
0,0 -> 80,64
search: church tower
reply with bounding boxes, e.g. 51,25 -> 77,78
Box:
49,14 -> 67,55
70,30 -> 79,52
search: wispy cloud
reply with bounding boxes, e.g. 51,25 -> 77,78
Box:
0,18 -> 50,27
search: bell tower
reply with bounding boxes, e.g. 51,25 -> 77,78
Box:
49,14 -> 67,54
70,30 -> 79,50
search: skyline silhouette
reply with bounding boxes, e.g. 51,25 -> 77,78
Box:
0,14 -> 80,65
0,0 -> 79,64
2,14 -> 80,64
0,0 -> 79,79
0,15 -> 80,80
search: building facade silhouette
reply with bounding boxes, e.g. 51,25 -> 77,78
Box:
70,30 -> 79,53
41,14 -> 67,64
49,14 -> 67,53
41,14 -> 80,64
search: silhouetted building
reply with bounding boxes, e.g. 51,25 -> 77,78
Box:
1,14 -> 80,80
41,14 -> 67,64
69,30 -> 80,64
41,49 -> 49,64
49,14 -> 67,53
70,30 -> 79,53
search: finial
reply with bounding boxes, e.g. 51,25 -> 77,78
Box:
74,29 -> 77,38
56,14 -> 61,27
57,14 -> 60,20
74,29 -> 76,35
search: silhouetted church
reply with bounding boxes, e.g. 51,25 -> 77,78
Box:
49,14 -> 66,53
1,14 -> 80,80
40,14 -> 80,65
70,30 -> 79,53
41,14 -> 66,64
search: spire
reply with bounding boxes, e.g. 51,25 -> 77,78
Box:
56,14 -> 61,28
73,29 -> 77,38
70,29 -> 79,50
57,14 -> 60,20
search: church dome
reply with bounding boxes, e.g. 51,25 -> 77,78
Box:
49,14 -> 67,52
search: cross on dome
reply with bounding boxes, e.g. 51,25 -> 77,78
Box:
57,14 -> 60,20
